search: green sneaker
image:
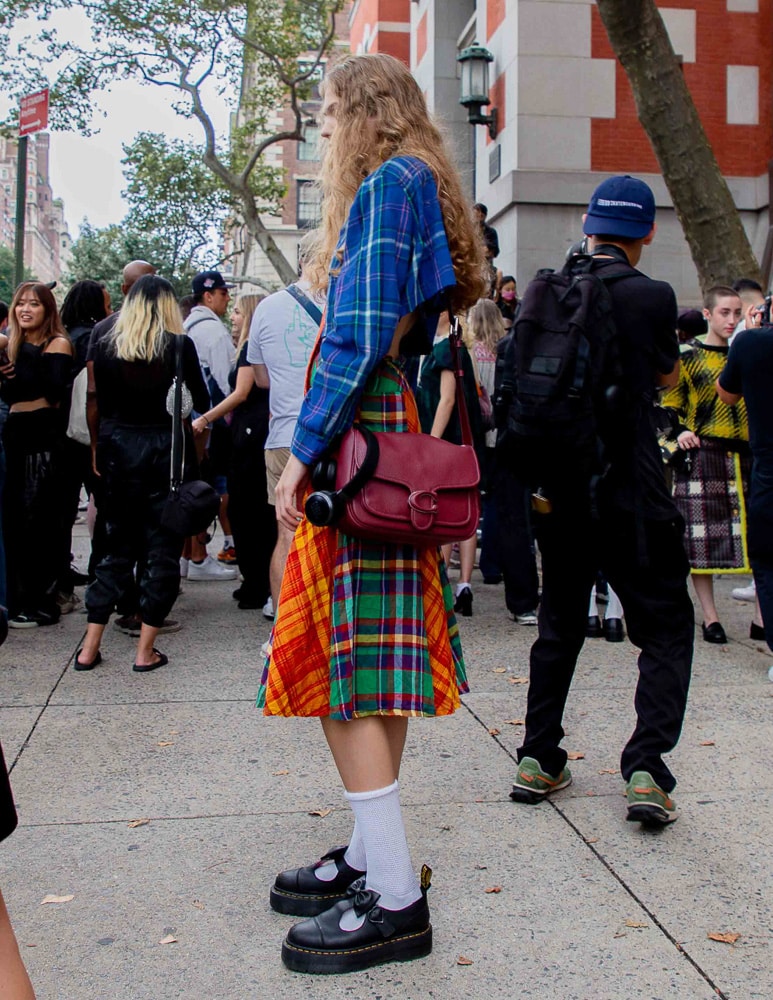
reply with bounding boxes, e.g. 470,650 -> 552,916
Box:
625,771 -> 678,825
510,756 -> 572,804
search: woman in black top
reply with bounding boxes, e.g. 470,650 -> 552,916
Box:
0,282 -> 73,628
192,293 -> 275,610
76,275 -> 208,672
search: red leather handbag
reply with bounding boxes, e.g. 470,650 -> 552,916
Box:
305,318 -> 481,547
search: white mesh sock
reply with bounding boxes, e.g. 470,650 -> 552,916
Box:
606,585 -> 624,620
588,585 -> 597,616
343,819 -> 367,871
345,780 -> 421,912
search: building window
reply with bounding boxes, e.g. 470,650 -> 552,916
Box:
297,125 -> 320,162
297,180 -> 321,229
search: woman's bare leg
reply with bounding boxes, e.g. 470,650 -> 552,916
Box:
76,623 -> 105,666
692,573 -> 719,625
0,890 -> 35,999
135,624 -> 161,667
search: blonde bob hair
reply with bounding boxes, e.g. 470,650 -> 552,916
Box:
467,298 -> 506,356
303,53 -> 487,312
110,275 -> 183,362
233,293 -> 263,354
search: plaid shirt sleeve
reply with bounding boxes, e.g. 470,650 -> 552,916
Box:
291,156 -> 456,465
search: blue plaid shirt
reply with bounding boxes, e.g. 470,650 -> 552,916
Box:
291,155 -> 457,465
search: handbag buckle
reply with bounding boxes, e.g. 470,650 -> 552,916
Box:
408,490 -> 438,529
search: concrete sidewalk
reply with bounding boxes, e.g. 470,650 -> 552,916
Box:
1,527 -> 771,999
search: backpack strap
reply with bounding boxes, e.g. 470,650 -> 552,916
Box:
286,283 -> 323,327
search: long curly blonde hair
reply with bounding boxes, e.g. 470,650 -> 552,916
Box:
302,53 -> 487,312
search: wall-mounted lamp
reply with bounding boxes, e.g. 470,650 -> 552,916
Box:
457,45 -> 498,139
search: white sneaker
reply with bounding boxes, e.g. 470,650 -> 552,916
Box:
732,581 -> 756,602
187,555 -> 238,581
180,557 -> 189,579
262,597 -> 275,620
515,610 -> 538,626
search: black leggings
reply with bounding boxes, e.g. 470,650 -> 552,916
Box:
2,409 -> 67,617
86,425 -> 181,628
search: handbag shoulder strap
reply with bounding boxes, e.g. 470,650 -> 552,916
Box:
446,313 -> 474,447
170,334 -> 184,489
286,283 -> 323,327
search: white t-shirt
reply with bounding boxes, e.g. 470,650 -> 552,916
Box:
246,286 -> 319,449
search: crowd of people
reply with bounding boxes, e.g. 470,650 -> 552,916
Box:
1,49 -> 772,986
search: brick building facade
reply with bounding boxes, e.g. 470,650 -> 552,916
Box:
0,133 -> 71,286
352,0 -> 770,305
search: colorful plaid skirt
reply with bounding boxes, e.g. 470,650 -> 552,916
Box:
256,361 -> 468,719
672,436 -> 751,573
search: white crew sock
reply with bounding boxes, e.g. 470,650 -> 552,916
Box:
606,585 -> 624,620
222,535 -> 234,549
344,819 -> 367,871
456,582 -> 471,598
587,585 -> 597,616
345,781 -> 421,912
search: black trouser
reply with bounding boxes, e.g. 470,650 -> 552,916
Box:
748,457 -> 773,654
86,425 -> 181,628
60,436 -> 98,590
227,438 -> 276,604
2,409 -> 67,618
519,493 -> 694,792
488,457 -> 539,614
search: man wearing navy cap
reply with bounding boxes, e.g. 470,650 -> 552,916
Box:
511,176 -> 695,826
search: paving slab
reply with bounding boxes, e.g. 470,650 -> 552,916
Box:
0,706 -> 43,762
3,804 -> 720,1000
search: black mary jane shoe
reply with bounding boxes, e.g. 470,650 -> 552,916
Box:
603,618 -> 625,643
750,622 -> 766,641
281,870 -> 433,975
74,649 -> 102,672
702,621 -> 727,645
586,615 -> 603,638
454,587 -> 473,617
270,845 -> 366,916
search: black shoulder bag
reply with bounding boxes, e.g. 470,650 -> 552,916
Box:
160,335 -> 221,538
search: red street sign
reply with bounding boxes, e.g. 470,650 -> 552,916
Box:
19,89 -> 49,137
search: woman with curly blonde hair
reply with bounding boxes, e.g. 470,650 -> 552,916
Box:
259,53 -> 486,974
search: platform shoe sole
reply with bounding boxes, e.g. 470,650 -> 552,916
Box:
270,885 -> 352,917
281,924 -> 432,974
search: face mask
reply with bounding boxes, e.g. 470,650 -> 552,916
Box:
501,290 -> 516,301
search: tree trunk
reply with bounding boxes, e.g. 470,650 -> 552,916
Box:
596,0 -> 761,293
240,196 -> 298,287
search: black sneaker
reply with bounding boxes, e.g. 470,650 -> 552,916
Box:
270,845 -> 366,916
281,869 -> 433,974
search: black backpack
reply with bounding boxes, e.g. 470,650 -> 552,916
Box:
496,246 -> 634,494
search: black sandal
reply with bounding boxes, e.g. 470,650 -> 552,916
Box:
133,648 -> 168,673
74,649 -> 102,671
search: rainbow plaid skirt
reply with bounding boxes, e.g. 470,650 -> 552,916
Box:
257,361 -> 468,720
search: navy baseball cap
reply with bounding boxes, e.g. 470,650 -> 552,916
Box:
583,175 -> 656,240
191,270 -> 234,296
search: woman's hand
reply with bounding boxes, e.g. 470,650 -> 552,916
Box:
275,454 -> 312,532
677,430 -> 700,450
191,416 -> 209,437
91,444 -> 101,478
0,360 -> 15,381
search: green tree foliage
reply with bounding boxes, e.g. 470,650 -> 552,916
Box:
1,0 -> 343,285
0,245 -> 33,303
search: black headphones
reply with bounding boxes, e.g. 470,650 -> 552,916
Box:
305,425 -> 381,527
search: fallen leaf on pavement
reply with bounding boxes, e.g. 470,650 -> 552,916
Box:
272,770 -> 290,776
505,719 -> 524,726
159,935 -> 178,945
308,808 -> 333,818
492,667 -> 506,674
507,677 -> 529,685
40,895 -> 74,905
157,741 -> 174,748
192,901 -> 205,910
598,768 -> 618,775
708,932 -> 740,945
613,931 -> 626,939
484,886 -> 502,893
585,837 -> 598,844
567,751 -> 585,760
488,728 -> 500,736
624,919 -> 648,928
128,818 -> 150,828
457,955 -> 474,965
700,740 -> 716,747
475,864 -> 488,870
